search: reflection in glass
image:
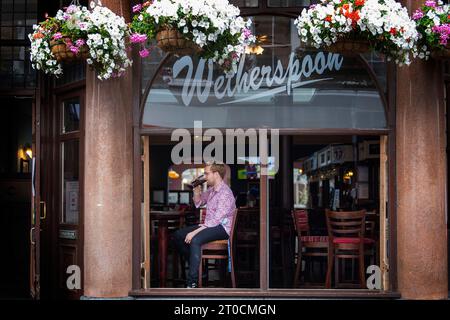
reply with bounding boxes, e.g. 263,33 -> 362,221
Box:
142,16 -> 387,130
141,44 -> 165,94
62,99 -> 80,133
61,140 -> 80,225
14,26 -> 25,39
231,0 -> 259,7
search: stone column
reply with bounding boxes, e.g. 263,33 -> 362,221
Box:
396,0 -> 448,299
83,0 -> 133,298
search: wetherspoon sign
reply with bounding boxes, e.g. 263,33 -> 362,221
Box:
171,52 -> 344,107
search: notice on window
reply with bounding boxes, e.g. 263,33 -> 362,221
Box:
65,180 -> 79,224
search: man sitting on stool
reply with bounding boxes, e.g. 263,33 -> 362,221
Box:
173,162 -> 236,288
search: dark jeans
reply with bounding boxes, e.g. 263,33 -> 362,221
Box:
173,224 -> 229,283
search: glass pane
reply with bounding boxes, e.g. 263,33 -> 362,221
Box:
26,12 -> 36,26
1,26 -> 13,39
1,0 -> 14,12
141,42 -> 165,94
267,0 -> 320,6
13,60 -> 24,74
13,46 -> 25,60
269,136 -> 381,288
0,60 -> 12,75
142,16 -> 387,130
14,12 -> 25,25
62,99 -> 81,133
15,0 -> 26,12
61,140 -> 80,225
1,13 -> 13,26
231,0 -> 259,7
28,0 -> 38,11
1,46 -> 13,59
14,26 -> 25,39
148,136 -> 260,288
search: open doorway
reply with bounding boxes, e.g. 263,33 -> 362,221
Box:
0,95 -> 33,299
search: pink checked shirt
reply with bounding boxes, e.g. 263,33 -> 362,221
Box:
194,181 -> 236,236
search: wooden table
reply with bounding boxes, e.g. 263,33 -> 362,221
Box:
150,210 -> 183,288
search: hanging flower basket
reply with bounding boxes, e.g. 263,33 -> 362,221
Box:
155,27 -> 201,56
294,0 -> 419,65
325,38 -> 371,55
29,1 -> 132,80
129,0 -> 255,74
412,1 -> 450,61
50,37 -> 89,62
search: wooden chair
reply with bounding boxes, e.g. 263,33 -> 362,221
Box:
198,208 -> 238,288
235,207 -> 259,287
292,209 -> 328,287
325,209 -> 375,289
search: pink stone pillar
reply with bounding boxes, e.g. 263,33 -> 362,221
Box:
83,0 -> 133,298
396,0 -> 448,300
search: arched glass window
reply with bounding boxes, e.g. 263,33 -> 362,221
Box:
141,15 -> 387,130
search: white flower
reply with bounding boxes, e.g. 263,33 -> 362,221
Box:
130,0 -> 254,73
29,4 -> 132,80
294,0 -> 419,65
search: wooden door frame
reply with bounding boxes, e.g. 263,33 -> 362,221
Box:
30,78 -> 41,299
130,6 -> 398,296
132,130 -> 394,294
50,84 -> 86,299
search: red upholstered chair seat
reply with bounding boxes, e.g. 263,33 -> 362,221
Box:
332,237 -> 375,244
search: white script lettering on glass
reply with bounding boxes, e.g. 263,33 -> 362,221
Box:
172,52 -> 344,107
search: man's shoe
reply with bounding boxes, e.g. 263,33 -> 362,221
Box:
186,281 -> 198,288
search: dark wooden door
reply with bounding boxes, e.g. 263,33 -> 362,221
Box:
54,90 -> 85,299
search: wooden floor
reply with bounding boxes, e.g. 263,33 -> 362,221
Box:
130,288 -> 401,299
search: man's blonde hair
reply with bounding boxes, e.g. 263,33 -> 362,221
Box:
206,162 -> 226,179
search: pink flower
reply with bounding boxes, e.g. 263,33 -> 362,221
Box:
69,45 -> 79,54
432,24 -> 450,47
66,4 -> 77,14
52,32 -> 63,40
63,13 -> 71,20
425,0 -> 436,7
78,22 -> 88,31
139,48 -> 150,58
412,9 -> 424,20
132,4 -> 142,13
243,28 -> 252,38
130,33 -> 147,43
75,39 -> 85,47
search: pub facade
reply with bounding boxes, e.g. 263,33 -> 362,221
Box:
0,0 -> 448,299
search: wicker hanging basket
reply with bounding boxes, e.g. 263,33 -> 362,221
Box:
156,27 -> 202,56
430,46 -> 450,60
50,37 -> 89,63
326,38 -> 371,55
